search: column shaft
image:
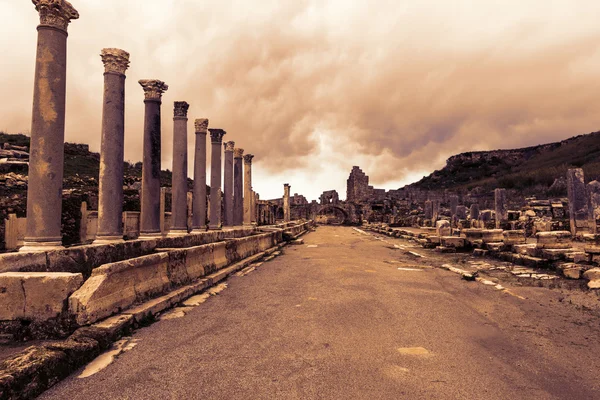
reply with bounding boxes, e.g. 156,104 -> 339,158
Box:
169,101 -> 189,236
138,79 -> 168,238
192,119 -> 208,231
243,154 -> 254,225
223,141 -> 235,227
283,184 -> 291,222
209,129 -> 226,229
95,49 -> 129,244
233,148 -> 244,226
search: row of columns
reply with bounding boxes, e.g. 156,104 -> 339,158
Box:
20,0 -> 258,251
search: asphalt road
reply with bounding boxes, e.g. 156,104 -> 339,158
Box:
41,226 -> 600,399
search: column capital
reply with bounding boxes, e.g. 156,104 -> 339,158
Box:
174,101 -> 189,118
224,141 -> 235,152
100,48 -> 130,75
33,0 -> 79,32
234,148 -> 244,158
243,154 -> 254,164
209,128 -> 226,144
194,118 -> 209,134
139,79 -> 168,101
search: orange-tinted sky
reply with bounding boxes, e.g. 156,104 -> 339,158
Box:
2,0 -> 600,200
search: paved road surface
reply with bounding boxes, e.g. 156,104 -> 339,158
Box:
42,226 -> 600,399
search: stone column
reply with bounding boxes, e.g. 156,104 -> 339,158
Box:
208,129 -> 226,230
233,148 -> 244,226
567,168 -> 588,236
587,181 -> 600,235
283,184 -> 291,223
253,192 -> 259,224
192,119 -> 208,232
168,101 -> 190,237
138,79 -> 168,239
432,199 -> 440,224
94,48 -> 130,244
21,0 -> 79,252
423,200 -> 433,221
470,203 -> 480,220
494,188 -> 508,229
223,141 -> 235,227
243,154 -> 254,225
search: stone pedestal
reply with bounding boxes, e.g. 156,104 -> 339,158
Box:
567,168 -> 588,236
283,184 -> 291,223
494,188 -> 507,229
94,48 -> 130,245
243,154 -> 254,225
233,148 -> 244,226
21,0 -> 79,252
223,141 -> 235,227
208,129 -> 226,230
138,79 -> 168,239
168,101 -> 190,237
192,119 -> 208,232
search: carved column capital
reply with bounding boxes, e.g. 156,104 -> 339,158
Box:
234,148 -> 244,158
33,0 -> 79,32
139,79 -> 168,101
243,154 -> 254,164
224,141 -> 235,152
194,118 -> 209,134
100,48 -> 130,75
174,101 -> 189,118
209,128 -> 226,144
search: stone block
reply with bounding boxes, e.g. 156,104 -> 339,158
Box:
481,229 -> 503,243
440,237 -> 466,248
436,220 -> 451,237
485,242 -> 505,252
0,272 -> 83,321
69,253 -> 171,326
541,248 -> 576,261
557,263 -> 583,279
583,268 -> 600,289
473,249 -> 488,257
570,252 -> 591,263
503,230 -> 526,245
513,244 -> 536,255
0,252 -> 47,273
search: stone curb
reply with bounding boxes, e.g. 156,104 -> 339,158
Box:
0,240 -> 291,400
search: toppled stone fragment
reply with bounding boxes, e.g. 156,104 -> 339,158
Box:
0,272 -> 83,321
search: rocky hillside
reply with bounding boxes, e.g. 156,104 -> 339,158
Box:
405,130 -> 600,196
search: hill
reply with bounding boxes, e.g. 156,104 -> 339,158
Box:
404,131 -> 600,196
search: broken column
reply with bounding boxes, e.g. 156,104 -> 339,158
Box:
191,119 -> 208,232
470,203 -> 480,221
168,101 -> 190,237
423,200 -> 433,222
94,48 -> 130,244
233,148 -> 244,226
139,79 -> 168,238
283,184 -> 291,223
21,0 -> 79,252
567,168 -> 588,236
243,154 -> 254,225
494,188 -> 507,229
208,129 -> 226,230
223,141 -> 235,227
432,199 -> 440,224
587,181 -> 600,235
449,195 -> 459,227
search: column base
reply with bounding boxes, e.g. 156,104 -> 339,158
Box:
167,229 -> 189,237
138,231 -> 163,240
208,224 -> 222,231
93,235 -> 124,245
19,240 -> 64,253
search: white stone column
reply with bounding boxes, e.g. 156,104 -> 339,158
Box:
243,154 -> 254,225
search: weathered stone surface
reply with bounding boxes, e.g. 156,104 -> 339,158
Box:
582,268 -> 600,289
481,229 -> 503,243
536,231 -> 572,249
440,237 -> 465,248
436,220 -> 451,237
0,272 -> 83,321
69,253 -> 171,325
503,230 -> 526,245
0,252 -> 47,273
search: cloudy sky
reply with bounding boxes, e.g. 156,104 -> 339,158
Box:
2,0 -> 600,201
